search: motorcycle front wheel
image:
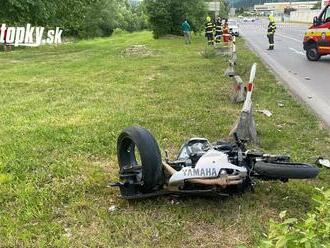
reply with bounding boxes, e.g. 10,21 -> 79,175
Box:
254,161 -> 320,180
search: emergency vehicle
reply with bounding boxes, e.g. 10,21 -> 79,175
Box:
303,1 -> 330,61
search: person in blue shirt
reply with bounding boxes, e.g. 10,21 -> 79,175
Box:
181,19 -> 191,44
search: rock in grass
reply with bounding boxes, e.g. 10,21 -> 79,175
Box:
122,45 -> 152,57
108,205 -> 117,213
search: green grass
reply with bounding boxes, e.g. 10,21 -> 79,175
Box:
0,31 -> 329,248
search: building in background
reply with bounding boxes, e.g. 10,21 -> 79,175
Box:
207,1 -> 221,17
254,1 -> 318,15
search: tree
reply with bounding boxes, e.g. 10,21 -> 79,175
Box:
145,0 -> 207,39
124,1 -> 149,32
219,0 -> 230,19
0,0 -> 57,25
0,0 -> 149,38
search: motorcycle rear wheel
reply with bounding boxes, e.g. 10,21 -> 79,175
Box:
117,126 -> 164,197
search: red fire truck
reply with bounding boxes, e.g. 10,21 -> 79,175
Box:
303,1 -> 330,61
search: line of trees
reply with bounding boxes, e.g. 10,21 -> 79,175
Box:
0,0 -> 149,38
0,0 -> 229,39
145,0 -> 231,39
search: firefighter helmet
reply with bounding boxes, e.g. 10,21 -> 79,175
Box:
268,15 -> 274,22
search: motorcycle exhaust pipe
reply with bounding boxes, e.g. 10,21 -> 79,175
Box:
189,176 -> 243,186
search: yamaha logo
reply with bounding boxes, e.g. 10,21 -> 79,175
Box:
183,168 -> 218,177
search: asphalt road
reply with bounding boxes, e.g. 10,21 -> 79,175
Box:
239,19 -> 330,128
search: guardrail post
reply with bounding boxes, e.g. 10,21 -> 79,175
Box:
224,36 -> 236,77
231,75 -> 246,103
231,36 -> 237,64
230,63 -> 258,143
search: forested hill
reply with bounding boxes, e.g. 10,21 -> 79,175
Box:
229,0 -> 314,8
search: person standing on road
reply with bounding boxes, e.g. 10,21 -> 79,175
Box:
205,16 -> 215,46
267,15 -> 276,50
181,19 -> 191,45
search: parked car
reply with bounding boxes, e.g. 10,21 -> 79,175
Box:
228,20 -> 240,36
243,17 -> 256,22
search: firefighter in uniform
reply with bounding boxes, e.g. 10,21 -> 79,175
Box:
215,17 -> 223,44
205,16 -> 215,46
267,15 -> 276,50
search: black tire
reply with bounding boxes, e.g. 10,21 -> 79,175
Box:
306,47 -> 321,61
117,126 -> 164,194
254,161 -> 320,179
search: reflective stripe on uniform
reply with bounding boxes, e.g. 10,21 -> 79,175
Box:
205,22 -> 214,35
319,46 -> 330,50
268,21 -> 276,33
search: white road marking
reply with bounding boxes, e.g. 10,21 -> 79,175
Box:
243,37 -> 330,127
289,47 -> 305,56
276,33 -> 301,43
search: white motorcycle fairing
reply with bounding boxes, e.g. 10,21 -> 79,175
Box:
168,149 -> 247,185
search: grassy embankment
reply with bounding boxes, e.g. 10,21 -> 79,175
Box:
0,31 -> 329,247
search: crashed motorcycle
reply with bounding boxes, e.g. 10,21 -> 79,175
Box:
112,126 -> 320,200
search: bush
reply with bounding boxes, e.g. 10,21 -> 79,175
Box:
145,0 -> 207,39
78,0 -> 149,38
202,45 -> 217,59
113,28 -> 128,36
260,188 -> 330,248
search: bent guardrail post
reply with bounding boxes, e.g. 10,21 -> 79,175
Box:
224,62 -> 235,77
230,63 -> 258,144
225,36 -> 237,77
